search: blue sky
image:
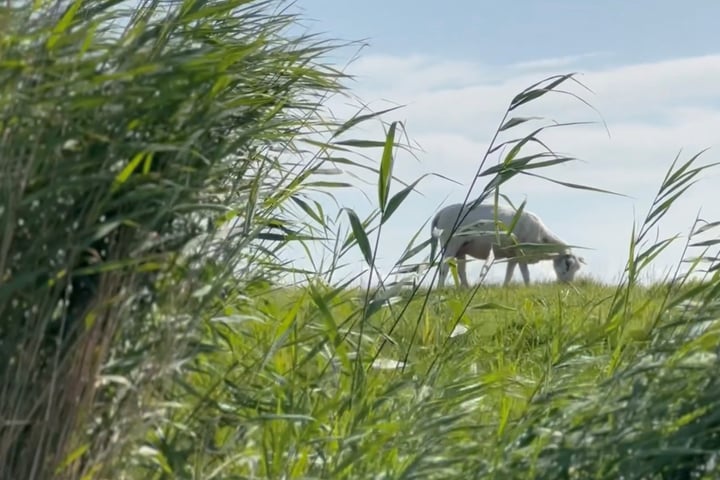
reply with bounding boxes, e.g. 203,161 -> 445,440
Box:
295,0 -> 720,65
279,0 -> 720,287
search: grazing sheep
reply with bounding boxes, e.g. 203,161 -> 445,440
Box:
429,202 -> 585,287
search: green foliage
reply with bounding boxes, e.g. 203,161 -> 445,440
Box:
140,277 -> 720,479
2,0 -> 720,479
0,0 -> 377,477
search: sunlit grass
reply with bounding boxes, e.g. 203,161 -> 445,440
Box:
157,278 -> 704,478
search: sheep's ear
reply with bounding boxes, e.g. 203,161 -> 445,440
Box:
578,256 -> 587,265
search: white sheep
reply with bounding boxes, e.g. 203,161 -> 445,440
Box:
429,202 -> 585,287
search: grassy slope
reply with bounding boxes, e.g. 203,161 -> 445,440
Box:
156,278 -> 692,479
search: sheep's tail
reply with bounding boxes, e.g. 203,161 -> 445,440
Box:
429,213 -> 441,267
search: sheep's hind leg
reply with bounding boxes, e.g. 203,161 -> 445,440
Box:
519,262 -> 530,285
438,259 -> 449,288
457,253 -> 469,287
437,239 -> 461,289
503,260 -> 517,286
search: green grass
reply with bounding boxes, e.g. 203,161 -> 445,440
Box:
125,278 -> 712,479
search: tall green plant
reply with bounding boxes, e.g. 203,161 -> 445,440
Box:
0,0 -> 379,477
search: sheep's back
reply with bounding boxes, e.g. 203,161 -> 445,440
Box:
433,203 -> 542,240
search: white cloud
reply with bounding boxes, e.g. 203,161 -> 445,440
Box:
508,52 -> 612,71
345,53 -> 720,135
285,52 -> 720,287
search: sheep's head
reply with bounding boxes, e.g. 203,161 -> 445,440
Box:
552,253 -> 585,283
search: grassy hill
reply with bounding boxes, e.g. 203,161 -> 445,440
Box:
151,279 -> 715,478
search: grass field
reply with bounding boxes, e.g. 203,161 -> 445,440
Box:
132,276 -> 719,479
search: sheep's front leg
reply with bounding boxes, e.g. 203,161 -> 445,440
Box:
503,260 -> 517,286
519,262 -> 531,285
